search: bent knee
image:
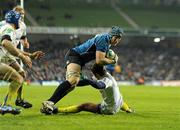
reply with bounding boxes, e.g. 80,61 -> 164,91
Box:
19,70 -> 26,78
66,71 -> 80,86
15,74 -> 23,84
67,77 -> 79,86
12,72 -> 24,84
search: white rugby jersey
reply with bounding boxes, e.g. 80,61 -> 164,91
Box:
99,73 -> 123,114
0,22 -> 17,59
0,20 -> 27,47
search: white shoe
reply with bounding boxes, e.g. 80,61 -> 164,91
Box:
41,101 -> 55,114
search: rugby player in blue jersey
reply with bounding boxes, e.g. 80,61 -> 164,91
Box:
41,26 -> 123,114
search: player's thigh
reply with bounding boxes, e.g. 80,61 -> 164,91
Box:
0,63 -> 23,82
66,63 -> 81,86
10,61 -> 26,78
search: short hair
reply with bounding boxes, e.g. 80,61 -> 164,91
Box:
13,5 -> 24,13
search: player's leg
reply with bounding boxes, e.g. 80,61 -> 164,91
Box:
0,64 -> 23,105
41,63 -> 81,114
53,103 -> 100,114
0,63 -> 23,114
10,61 -> 32,108
48,63 -> 81,104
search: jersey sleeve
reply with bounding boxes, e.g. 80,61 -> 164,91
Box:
21,22 -> 27,36
95,35 -> 108,52
1,28 -> 14,42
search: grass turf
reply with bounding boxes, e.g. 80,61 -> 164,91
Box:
0,85 -> 179,130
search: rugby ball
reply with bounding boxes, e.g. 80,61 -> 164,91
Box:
106,49 -> 116,59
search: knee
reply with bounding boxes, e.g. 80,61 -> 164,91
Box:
19,70 -> 26,79
66,70 -> 80,87
15,74 -> 24,84
8,69 -> 24,84
67,77 -> 79,87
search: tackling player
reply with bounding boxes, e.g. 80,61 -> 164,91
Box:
42,64 -> 133,115
41,26 -> 123,114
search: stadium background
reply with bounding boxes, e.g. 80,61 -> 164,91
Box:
0,1 -> 180,130
1,0 -> 180,86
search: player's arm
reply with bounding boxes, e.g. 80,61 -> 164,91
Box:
1,38 -> 32,68
18,49 -> 44,60
20,36 -> 29,49
77,79 -> 106,89
20,22 -> 29,48
17,48 -> 30,56
2,39 -> 22,57
96,51 -> 115,65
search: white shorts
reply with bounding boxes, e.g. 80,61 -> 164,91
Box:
0,50 -> 24,73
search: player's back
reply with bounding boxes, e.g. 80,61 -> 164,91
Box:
99,73 -> 122,110
73,33 -> 110,55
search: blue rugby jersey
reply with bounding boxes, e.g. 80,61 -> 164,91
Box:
72,33 -> 111,63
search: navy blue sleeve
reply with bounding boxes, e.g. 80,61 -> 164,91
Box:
77,79 -> 106,89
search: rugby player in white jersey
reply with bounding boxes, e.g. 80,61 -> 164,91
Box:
0,6 -> 44,109
0,10 -> 32,115
12,6 -> 44,108
43,64 -> 133,115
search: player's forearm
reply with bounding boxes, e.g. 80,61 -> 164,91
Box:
96,58 -> 115,65
18,48 -> 31,56
2,39 -> 22,57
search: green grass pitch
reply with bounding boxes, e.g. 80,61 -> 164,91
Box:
0,85 -> 179,130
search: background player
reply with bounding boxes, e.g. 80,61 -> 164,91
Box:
0,6 -> 44,108
0,10 -> 32,114
13,6 -> 43,108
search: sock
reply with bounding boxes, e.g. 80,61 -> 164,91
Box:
16,85 -> 23,100
77,79 -> 106,89
48,80 -> 73,104
3,81 -> 21,105
121,102 -> 131,112
58,105 -> 80,113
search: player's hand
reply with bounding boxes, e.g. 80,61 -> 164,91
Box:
30,51 -> 45,60
19,54 -> 32,68
20,39 -> 30,49
113,54 -> 118,64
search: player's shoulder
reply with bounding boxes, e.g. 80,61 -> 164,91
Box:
95,33 -> 109,38
1,23 -> 14,33
0,20 -> 6,25
19,21 -> 26,28
95,33 -> 111,44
